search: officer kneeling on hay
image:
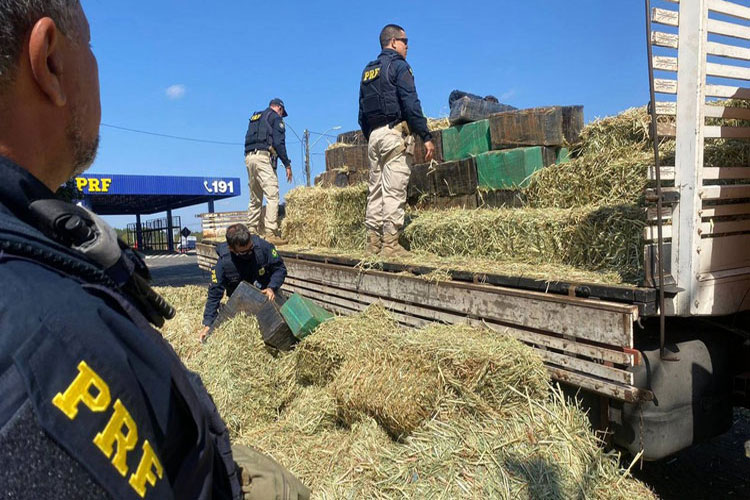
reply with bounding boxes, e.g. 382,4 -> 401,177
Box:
199,224 -> 287,342
359,23 -> 434,257
0,1 -> 308,498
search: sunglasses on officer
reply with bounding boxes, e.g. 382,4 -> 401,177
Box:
393,37 -> 408,46
231,242 -> 254,257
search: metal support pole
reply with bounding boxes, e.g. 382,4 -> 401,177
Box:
166,208 -> 174,252
135,214 -> 143,251
208,199 -> 215,213
645,0 -> 678,362
304,129 -> 311,187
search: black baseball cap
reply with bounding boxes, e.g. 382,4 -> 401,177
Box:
269,98 -> 288,117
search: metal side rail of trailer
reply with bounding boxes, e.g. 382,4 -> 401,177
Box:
278,251 -> 655,405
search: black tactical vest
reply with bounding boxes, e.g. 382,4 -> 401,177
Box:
244,108 -> 273,154
359,51 -> 402,129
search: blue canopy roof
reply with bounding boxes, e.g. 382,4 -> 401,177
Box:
74,174 -> 242,215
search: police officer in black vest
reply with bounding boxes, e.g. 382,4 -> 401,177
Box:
359,24 -> 434,257
199,224 -> 287,341
244,99 -> 293,246
0,2 -> 308,499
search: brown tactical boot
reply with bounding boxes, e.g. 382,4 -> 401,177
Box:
381,232 -> 410,259
264,232 -> 288,246
366,230 -> 382,254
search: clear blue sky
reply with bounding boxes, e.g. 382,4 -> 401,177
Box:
82,0 -> 650,231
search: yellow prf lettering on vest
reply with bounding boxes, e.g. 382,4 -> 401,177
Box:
94,399 -> 139,476
53,361 -> 164,497
363,67 -> 381,82
129,440 -> 164,498
52,361 -> 111,419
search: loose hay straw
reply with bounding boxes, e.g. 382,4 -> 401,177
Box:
282,184 -> 368,249
158,289 -> 655,499
404,205 -> 645,281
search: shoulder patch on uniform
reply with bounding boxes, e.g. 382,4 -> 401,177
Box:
409,67 -> 414,76
362,66 -> 381,83
271,248 -> 278,258
13,320 -> 172,500
250,112 -> 262,122
258,268 -> 266,276
211,269 -> 217,283
278,121 -> 285,131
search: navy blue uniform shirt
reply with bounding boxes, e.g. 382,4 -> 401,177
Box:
358,48 -> 431,142
244,107 -> 291,168
0,156 -> 240,499
202,238 -> 287,326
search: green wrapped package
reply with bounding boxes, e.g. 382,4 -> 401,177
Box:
280,293 -> 334,340
476,146 -> 570,189
442,119 -> 492,161
475,147 -> 543,189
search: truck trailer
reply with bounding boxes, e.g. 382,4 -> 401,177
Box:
197,0 -> 749,461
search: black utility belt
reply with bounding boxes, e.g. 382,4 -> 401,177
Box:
367,117 -> 400,130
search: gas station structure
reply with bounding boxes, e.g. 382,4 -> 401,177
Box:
74,173 -> 241,252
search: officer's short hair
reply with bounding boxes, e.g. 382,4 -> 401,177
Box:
226,223 -> 253,249
0,0 -> 83,88
379,24 -> 405,49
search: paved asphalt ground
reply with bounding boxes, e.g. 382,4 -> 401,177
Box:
147,253 -> 750,499
146,252 -> 210,287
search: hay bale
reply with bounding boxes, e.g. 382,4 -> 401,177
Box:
403,205 -> 645,280
277,385 -> 338,435
295,305 -> 397,385
298,305 -> 550,419
523,107 -> 677,209
405,324 -> 549,412
158,286 -> 297,433
331,356 -> 442,439
282,185 -> 367,249
347,393 -> 656,499
160,290 -> 656,499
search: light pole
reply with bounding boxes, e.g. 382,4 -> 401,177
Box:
304,126 -> 341,187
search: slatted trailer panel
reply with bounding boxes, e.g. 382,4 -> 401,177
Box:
648,0 -> 750,315
281,257 -> 652,403
196,211 -> 250,240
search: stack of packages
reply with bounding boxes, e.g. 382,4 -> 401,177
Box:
408,97 -> 582,209
316,124 -> 448,188
290,98 -> 657,284
318,92 -> 581,212
210,282 -> 333,351
315,131 -> 369,187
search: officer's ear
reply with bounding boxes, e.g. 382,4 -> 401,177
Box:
28,17 -> 67,107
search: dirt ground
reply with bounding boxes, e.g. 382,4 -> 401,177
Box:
632,408 -> 750,499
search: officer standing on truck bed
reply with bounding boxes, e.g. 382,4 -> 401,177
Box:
359,23 -> 434,257
244,98 -> 293,246
199,223 -> 287,342
0,1 -> 308,498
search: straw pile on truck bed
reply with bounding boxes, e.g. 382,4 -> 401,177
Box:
281,106 -> 681,284
282,184 -> 367,249
403,204 -> 645,281
158,286 -> 655,499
